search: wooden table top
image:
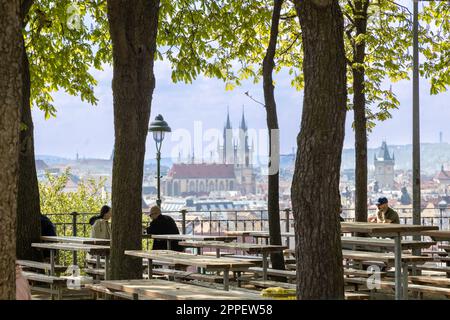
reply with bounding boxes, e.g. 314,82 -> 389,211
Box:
100,279 -> 267,300
149,234 -> 237,242
341,236 -> 436,250
341,222 -> 438,236
223,231 -> 255,237
421,230 -> 450,241
178,240 -> 287,254
41,236 -> 110,245
342,249 -> 434,264
32,242 -> 110,254
249,232 -> 295,238
125,250 -> 255,269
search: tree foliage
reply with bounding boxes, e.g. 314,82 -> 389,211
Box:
39,167 -> 109,215
24,0 -> 110,118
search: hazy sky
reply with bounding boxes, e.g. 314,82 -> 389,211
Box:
32,58 -> 450,161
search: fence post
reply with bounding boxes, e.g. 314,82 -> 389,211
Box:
180,209 -> 187,235
284,209 -> 291,248
70,212 -> 78,265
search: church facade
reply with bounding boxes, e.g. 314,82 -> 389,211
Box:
163,109 -> 256,196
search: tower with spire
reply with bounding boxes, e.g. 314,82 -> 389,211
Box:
374,140 -> 395,190
218,106 -> 234,164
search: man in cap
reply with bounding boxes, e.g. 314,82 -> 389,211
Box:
369,197 -> 400,224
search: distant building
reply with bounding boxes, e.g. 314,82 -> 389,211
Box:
162,108 -> 256,196
163,163 -> 237,196
433,165 -> 450,193
374,141 -> 395,190
35,160 -> 49,172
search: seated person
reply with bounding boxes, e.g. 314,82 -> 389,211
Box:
89,205 -> 112,239
368,197 -> 400,224
146,206 -> 183,252
41,214 -> 57,236
40,214 -> 57,261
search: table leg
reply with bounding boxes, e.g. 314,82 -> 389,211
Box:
262,252 -> 268,281
402,262 -> 409,300
223,267 -> 230,291
167,240 -> 171,250
147,258 -> 153,279
216,248 -> 220,258
96,255 -> 101,281
394,234 -> 402,300
50,249 -> 55,276
105,255 -> 110,280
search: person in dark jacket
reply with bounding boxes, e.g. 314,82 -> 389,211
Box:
146,206 -> 183,252
40,214 -> 57,236
40,215 -> 57,260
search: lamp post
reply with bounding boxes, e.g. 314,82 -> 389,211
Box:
148,114 -> 171,208
438,200 -> 447,230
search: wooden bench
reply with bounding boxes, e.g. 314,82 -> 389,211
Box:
151,268 -> 223,283
409,276 -> 450,287
248,267 -> 296,280
422,250 -> 448,256
344,268 -> 387,278
250,280 -> 296,290
344,277 -> 450,298
17,260 -> 66,274
22,271 -> 67,300
415,264 -> 450,275
250,280 -> 369,300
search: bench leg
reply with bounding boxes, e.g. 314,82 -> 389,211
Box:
402,262 -> 408,300
223,268 -> 230,291
57,286 -> 63,300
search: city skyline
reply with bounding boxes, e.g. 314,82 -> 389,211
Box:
32,60 -> 450,160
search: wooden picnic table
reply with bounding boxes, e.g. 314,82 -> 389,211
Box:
148,234 -> 237,250
341,236 -> 436,250
125,250 -> 254,290
41,236 -> 110,245
249,231 -> 295,247
421,230 -> 450,242
32,242 -> 111,279
340,222 -> 438,300
99,279 -> 267,300
179,240 -> 287,281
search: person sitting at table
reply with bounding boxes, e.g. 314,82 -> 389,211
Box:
146,206 -> 183,252
368,197 -> 400,224
89,205 -> 112,239
40,214 -> 57,261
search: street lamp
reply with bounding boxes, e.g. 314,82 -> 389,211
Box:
148,114 -> 171,208
438,200 -> 447,230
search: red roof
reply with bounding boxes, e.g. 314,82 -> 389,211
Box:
434,170 -> 450,181
168,163 -> 235,179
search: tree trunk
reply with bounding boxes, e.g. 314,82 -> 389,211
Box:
353,0 -> 368,223
263,0 -> 285,272
292,0 -> 347,299
107,0 -> 160,280
17,0 -> 42,261
0,0 -> 23,300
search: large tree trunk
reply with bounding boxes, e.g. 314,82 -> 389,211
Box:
107,0 -> 160,280
0,0 -> 23,300
263,0 -> 285,272
352,0 -> 368,223
17,0 -> 42,261
292,0 -> 347,299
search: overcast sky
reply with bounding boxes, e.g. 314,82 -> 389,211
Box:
32,57 -> 450,161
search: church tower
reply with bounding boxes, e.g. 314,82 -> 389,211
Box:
218,107 -> 234,164
374,141 -> 395,190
